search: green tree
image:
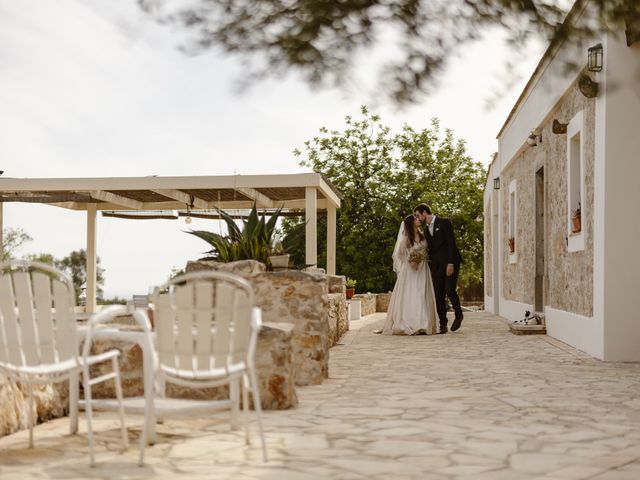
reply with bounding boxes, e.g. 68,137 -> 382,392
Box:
56,249 -> 105,304
286,107 -> 485,296
1,228 -> 33,262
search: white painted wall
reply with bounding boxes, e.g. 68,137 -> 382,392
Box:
601,32 -> 640,361
545,306 -> 604,358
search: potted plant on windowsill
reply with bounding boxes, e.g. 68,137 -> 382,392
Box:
508,236 -> 515,254
345,278 -> 357,299
571,203 -> 581,234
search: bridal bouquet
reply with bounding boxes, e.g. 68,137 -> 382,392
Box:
408,244 -> 428,270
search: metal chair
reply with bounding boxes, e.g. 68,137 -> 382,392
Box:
0,260 -> 128,466
138,270 -> 267,465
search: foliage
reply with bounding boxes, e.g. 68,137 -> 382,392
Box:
56,249 -> 105,304
187,203 -> 282,264
99,296 -> 128,305
284,106 -> 485,296
24,249 -> 105,304
1,228 -> 33,262
138,0 -> 640,104
345,278 -> 357,289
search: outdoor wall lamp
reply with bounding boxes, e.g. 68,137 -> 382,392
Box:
493,177 -> 500,190
587,43 -> 603,72
526,130 -> 542,147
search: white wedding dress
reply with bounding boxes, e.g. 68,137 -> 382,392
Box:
381,222 -> 438,335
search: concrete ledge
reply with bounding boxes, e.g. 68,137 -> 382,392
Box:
509,324 -> 547,335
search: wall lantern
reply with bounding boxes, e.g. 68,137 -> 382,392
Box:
587,43 -> 603,72
493,177 -> 500,190
526,130 -> 542,147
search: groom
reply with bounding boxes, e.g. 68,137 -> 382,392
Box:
414,204 -> 463,333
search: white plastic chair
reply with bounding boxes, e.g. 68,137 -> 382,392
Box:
0,260 -> 128,466
138,270 -> 267,465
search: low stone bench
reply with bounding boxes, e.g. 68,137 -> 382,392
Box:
352,293 -> 376,316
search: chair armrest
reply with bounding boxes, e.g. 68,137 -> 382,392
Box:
82,306 -> 153,358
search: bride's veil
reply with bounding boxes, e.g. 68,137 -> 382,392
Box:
392,221 -> 407,273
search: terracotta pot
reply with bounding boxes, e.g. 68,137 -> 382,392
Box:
346,288 -> 355,300
571,215 -> 581,233
508,237 -> 515,253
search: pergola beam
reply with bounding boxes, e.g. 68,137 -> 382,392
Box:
150,189 -> 211,209
234,187 -> 275,208
91,190 -> 143,210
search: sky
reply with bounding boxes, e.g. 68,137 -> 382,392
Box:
0,0 -> 544,299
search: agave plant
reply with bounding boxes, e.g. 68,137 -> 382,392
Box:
187,203 -> 282,264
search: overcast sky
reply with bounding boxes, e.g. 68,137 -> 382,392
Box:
0,0 -> 543,299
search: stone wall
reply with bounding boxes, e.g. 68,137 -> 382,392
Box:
327,294 -> 348,346
0,377 -> 67,438
375,293 -> 392,313
352,294 -> 376,316
187,261 -> 331,386
500,77 -> 595,316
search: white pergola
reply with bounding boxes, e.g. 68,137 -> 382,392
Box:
0,173 -> 341,312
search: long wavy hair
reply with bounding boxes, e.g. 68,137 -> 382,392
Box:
404,214 -> 424,246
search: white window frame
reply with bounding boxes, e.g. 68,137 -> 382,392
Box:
567,111 -> 585,253
508,179 -> 518,264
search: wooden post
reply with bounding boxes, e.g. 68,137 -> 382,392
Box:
305,187 -> 317,267
327,204 -> 336,275
86,203 -> 97,313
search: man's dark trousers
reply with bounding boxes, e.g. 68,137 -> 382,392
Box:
429,261 -> 462,329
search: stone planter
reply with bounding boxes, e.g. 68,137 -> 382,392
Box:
269,254 -> 290,269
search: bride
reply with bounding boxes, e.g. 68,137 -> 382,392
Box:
380,214 -> 437,335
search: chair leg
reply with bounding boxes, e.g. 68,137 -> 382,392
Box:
82,367 -> 96,468
138,412 -> 148,467
247,366 -> 268,462
69,372 -> 79,435
112,356 -> 129,448
230,378 -> 240,430
242,374 -> 250,445
27,383 -> 34,448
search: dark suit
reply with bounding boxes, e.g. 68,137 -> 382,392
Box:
424,216 -> 463,328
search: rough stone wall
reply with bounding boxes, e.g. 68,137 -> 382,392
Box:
501,79 -> 595,315
0,377 -> 67,438
352,294 -> 376,316
485,200 -> 493,297
187,261 -> 331,386
327,294 -> 348,346
249,271 -> 329,385
83,321 -> 298,410
501,151 -> 536,303
375,293 -> 392,312
165,323 -> 298,410
544,83 -> 595,316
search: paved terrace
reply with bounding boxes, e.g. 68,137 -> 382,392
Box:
1,312 -> 639,480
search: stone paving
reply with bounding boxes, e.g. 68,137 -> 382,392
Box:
1,312 -> 639,479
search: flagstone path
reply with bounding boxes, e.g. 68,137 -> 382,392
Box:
1,312 -> 639,479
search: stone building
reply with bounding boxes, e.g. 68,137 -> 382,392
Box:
484,0 -> 640,361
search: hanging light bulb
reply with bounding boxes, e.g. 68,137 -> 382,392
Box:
185,216 -> 192,224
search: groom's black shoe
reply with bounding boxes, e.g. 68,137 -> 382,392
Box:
451,315 -> 464,332
438,325 -> 448,334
